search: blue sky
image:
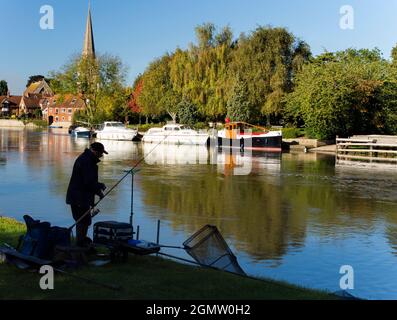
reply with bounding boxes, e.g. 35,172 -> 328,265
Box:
1,0 -> 397,94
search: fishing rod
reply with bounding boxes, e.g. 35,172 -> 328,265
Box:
69,131 -> 172,231
3,243 -> 121,291
53,266 -> 121,291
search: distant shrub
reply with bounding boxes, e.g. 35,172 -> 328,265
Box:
29,120 -> 48,128
193,122 -> 207,130
134,123 -> 164,132
282,127 -> 303,139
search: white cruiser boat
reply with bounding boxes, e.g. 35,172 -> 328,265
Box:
95,122 -> 138,141
142,124 -> 209,145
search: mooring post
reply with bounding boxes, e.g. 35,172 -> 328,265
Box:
156,220 -> 161,245
130,171 -> 134,227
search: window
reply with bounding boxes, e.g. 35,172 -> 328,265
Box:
61,116 -> 65,121
55,108 -> 59,114
68,109 -> 72,114
49,108 -> 53,113
55,116 -> 59,122
71,98 -> 76,105
62,108 -> 66,113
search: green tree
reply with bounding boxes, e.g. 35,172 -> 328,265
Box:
26,75 -> 46,87
285,49 -> 397,139
0,80 -> 8,95
138,55 -> 181,122
226,78 -> 251,122
177,99 -> 198,126
169,23 -> 234,120
138,24 -> 310,124
229,27 -> 311,123
50,53 -> 127,124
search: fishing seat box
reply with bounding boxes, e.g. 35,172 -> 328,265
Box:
93,221 -> 133,245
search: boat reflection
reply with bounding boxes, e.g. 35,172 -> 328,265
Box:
93,139 -> 139,161
142,143 -> 209,165
141,143 -> 281,175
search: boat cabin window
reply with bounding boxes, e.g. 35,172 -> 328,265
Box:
173,127 -> 180,131
107,122 -> 124,128
164,126 -> 173,131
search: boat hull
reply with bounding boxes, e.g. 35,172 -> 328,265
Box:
72,131 -> 92,138
217,135 -> 282,152
95,132 -> 137,141
143,134 -> 209,145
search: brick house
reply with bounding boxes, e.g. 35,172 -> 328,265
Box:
44,94 -> 86,126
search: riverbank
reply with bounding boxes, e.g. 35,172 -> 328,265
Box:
0,119 -> 47,128
0,217 -> 337,300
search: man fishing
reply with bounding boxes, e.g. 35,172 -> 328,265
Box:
66,142 -> 108,247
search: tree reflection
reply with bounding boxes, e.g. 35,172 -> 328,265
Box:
139,150 -> 397,261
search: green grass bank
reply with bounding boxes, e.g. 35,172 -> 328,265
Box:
0,217 -> 337,300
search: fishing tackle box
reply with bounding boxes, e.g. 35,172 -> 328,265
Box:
93,221 -> 133,245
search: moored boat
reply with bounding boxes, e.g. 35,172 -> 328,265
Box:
70,126 -> 94,138
142,124 -> 209,145
95,122 -> 138,141
217,122 -> 282,151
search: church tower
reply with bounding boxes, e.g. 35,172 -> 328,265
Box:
82,1 -> 95,58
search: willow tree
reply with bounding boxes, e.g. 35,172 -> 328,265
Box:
169,23 -> 234,120
138,55 -> 181,122
229,27 -> 311,123
49,53 -> 127,124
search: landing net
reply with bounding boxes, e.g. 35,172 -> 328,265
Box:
183,225 -> 245,275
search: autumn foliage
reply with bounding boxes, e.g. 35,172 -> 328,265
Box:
128,78 -> 143,114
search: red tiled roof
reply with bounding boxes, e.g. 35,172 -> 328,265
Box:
0,95 -> 22,106
46,94 -> 86,109
22,97 -> 41,109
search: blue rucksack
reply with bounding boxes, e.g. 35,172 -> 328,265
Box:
19,215 -> 71,259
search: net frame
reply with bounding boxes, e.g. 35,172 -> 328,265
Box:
183,225 -> 245,275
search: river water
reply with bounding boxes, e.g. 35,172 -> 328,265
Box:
1,128 -> 397,299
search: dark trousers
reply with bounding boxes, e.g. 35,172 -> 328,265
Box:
71,205 -> 92,246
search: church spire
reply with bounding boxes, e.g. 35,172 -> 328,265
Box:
82,1 -> 95,58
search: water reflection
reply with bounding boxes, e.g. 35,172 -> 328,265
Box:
142,143 -> 281,175
2,128 -> 397,299
94,139 -> 139,161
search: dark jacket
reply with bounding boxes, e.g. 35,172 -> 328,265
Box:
66,149 -> 103,207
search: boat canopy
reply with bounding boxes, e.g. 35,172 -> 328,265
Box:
224,122 -> 268,132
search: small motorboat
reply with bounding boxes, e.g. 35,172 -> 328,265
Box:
217,122 -> 282,152
95,122 -> 138,141
142,124 -> 209,145
70,126 -> 94,138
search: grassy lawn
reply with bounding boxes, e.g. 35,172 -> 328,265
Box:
0,217 -> 338,300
